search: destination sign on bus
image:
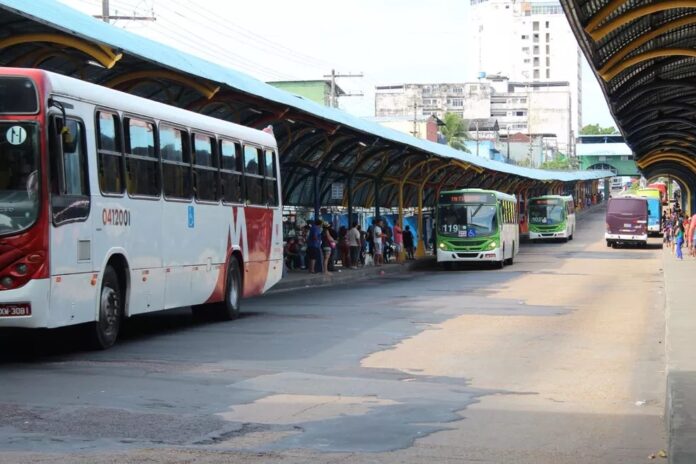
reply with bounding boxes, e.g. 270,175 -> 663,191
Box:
529,198 -> 562,205
440,192 -> 495,204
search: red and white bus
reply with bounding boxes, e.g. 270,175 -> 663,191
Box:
0,68 -> 283,348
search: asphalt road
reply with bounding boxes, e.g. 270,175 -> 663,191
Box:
0,207 -> 667,463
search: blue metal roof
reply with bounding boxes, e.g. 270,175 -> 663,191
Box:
0,0 -> 613,183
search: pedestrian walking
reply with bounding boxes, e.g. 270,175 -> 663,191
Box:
675,220 -> 685,260
322,223 -> 336,274
373,219 -> 383,267
348,221 -> 361,269
393,222 -> 404,264
307,219 -> 323,274
403,225 -> 415,260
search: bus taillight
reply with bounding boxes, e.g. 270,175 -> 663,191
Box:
0,252 -> 46,290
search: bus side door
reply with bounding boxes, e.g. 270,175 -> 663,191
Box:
47,112 -> 95,326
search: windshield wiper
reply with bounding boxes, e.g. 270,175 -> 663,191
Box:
472,204 -> 483,218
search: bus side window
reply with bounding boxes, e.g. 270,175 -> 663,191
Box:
192,133 -> 218,202
124,117 -> 159,197
49,116 -> 90,226
264,149 -> 278,207
220,139 -> 243,204
96,111 -> 124,195
243,145 -> 264,205
160,124 -> 191,200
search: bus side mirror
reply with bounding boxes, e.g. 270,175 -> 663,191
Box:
61,125 -> 76,153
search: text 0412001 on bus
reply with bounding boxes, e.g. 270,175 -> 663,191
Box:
0,68 -> 283,349
436,189 -> 519,269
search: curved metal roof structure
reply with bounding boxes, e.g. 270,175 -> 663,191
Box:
561,0 -> 696,210
0,0 -> 612,212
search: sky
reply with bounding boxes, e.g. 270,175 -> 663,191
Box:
58,0 -> 617,129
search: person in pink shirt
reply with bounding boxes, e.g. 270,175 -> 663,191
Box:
393,223 -> 404,264
690,213 -> 696,257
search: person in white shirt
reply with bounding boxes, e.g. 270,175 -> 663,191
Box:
373,219 -> 383,266
347,221 -> 361,269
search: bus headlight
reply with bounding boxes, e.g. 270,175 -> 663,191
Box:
488,241 -> 497,249
438,242 -> 446,250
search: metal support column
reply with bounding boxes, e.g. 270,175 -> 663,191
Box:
313,172 -> 321,220
347,176 -> 353,226
374,178 -> 381,220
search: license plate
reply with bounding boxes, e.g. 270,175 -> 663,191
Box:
623,223 -> 632,227
0,303 -> 31,317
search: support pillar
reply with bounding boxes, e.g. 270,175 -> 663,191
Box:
416,184 -> 425,257
347,176 -> 353,226
313,172 -> 320,220
374,178 -> 381,220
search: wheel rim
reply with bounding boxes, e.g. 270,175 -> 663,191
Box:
99,285 -> 120,339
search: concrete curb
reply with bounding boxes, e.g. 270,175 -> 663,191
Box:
268,258 -> 434,294
662,252 -> 696,463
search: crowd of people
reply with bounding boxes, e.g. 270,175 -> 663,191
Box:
663,208 -> 696,260
283,219 -> 417,274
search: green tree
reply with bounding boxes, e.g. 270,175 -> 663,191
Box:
579,124 -> 619,135
440,112 -> 470,152
540,152 -> 576,170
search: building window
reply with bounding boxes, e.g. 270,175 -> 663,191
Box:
546,57 -> 551,66
523,58 -> 531,63
546,45 -> 550,54
521,34 -> 529,40
546,33 -> 550,42
546,69 -> 551,78
533,21 -> 539,31
533,57 -> 540,66
545,21 -> 550,28
533,33 -> 539,43
534,45 -> 540,54
533,69 -> 540,79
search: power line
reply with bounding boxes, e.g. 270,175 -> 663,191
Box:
323,69 -> 364,108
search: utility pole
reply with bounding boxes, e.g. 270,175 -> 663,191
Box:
412,100 -> 418,137
95,0 -> 156,23
323,69 -> 364,108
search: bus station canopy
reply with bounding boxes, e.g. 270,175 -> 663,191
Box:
0,0 -> 613,211
561,0 -> 696,207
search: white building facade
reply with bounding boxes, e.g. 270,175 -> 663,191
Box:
374,78 -> 572,153
467,0 -> 582,133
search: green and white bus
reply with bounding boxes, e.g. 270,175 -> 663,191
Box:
527,195 -> 576,242
436,189 -> 519,268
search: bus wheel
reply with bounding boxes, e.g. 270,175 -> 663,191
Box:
606,240 -> 611,248
89,266 -> 122,350
217,258 -> 241,320
569,229 -> 574,240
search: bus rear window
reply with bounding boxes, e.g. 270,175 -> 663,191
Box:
0,77 -> 38,114
607,198 -> 646,215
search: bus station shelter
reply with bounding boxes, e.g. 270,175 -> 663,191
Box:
0,0 -> 613,252
561,0 -> 696,214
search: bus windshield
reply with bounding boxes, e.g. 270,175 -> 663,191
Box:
438,203 -> 498,237
529,199 -> 565,225
0,122 -> 40,236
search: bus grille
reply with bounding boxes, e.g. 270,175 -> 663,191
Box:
456,252 -> 480,258
449,239 -> 488,247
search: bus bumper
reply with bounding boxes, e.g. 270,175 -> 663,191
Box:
437,247 -> 501,262
605,233 -> 648,244
529,230 -> 568,239
0,278 -> 51,328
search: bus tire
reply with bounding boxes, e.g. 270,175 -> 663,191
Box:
89,265 -> 122,350
217,258 -> 241,320
606,240 -> 611,247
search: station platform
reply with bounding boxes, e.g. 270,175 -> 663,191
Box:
663,248 -> 696,463
269,257 -> 435,294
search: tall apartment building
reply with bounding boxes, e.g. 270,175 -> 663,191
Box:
374,77 -> 572,153
467,0 -> 582,132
